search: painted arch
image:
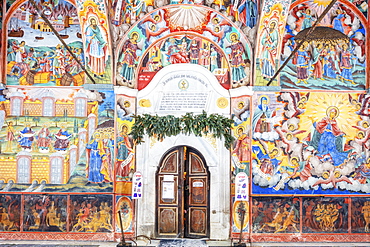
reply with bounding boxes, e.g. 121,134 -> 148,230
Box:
115,5 -> 253,90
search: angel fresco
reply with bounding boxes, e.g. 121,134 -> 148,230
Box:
251,92 -> 370,195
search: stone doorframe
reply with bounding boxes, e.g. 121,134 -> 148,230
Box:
135,134 -> 231,240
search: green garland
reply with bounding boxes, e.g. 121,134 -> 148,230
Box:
131,111 -> 235,149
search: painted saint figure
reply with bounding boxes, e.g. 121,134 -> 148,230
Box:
119,32 -> 140,84
232,126 -> 250,174
339,43 -> 355,84
252,96 -> 275,133
295,43 -> 310,84
227,33 -> 248,84
260,20 -> 278,80
85,17 -> 107,77
189,40 -> 200,64
86,133 -> 109,183
305,107 -> 350,166
116,125 -> 135,181
301,9 -> 315,30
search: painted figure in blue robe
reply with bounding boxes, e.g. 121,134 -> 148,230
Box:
238,0 -> 258,28
301,9 -> 315,30
305,106 -> 351,166
18,123 -> 34,150
260,20 -> 278,80
322,45 -> 337,79
86,133 -> 106,183
332,9 -> 345,33
339,43 -> 355,84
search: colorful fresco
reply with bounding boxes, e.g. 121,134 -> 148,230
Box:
252,92 -> 370,195
116,196 -> 134,233
251,197 -> 300,233
6,0 -> 85,86
0,194 -> 21,231
280,1 -> 366,90
116,6 -> 252,89
137,34 -> 235,90
115,95 -> 135,183
351,197 -> 370,233
76,0 -> 112,84
290,0 -> 368,18
254,0 -> 292,86
226,0 -> 258,29
69,194 -> 113,232
0,88 -> 115,192
231,96 -> 251,180
24,194 -> 67,232
350,0 -> 368,18
110,0 -> 259,31
302,197 -> 348,233
231,199 -> 249,236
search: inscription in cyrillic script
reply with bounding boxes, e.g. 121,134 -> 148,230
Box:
159,92 -> 209,111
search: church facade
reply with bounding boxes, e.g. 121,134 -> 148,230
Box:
0,0 -> 369,244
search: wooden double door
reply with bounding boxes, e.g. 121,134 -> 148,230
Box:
156,146 -> 210,238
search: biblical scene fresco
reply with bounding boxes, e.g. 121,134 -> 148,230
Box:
0,194 -> 21,231
116,196 -> 134,233
254,0 -> 291,86
231,96 -> 251,180
116,6 -> 252,89
6,0 -> 85,86
302,197 -> 348,233
0,88 -> 115,193
252,92 -> 370,195
69,194 -> 113,233
280,1 -> 366,90
290,0 -> 368,18
115,95 -> 135,184
76,0 -> 112,84
251,197 -> 300,233
23,194 -> 67,232
351,197 -> 370,233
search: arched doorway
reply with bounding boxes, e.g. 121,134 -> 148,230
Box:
156,146 -> 210,239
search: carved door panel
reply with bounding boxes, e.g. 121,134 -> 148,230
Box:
156,146 -> 209,238
157,149 -> 181,237
184,150 -> 209,238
